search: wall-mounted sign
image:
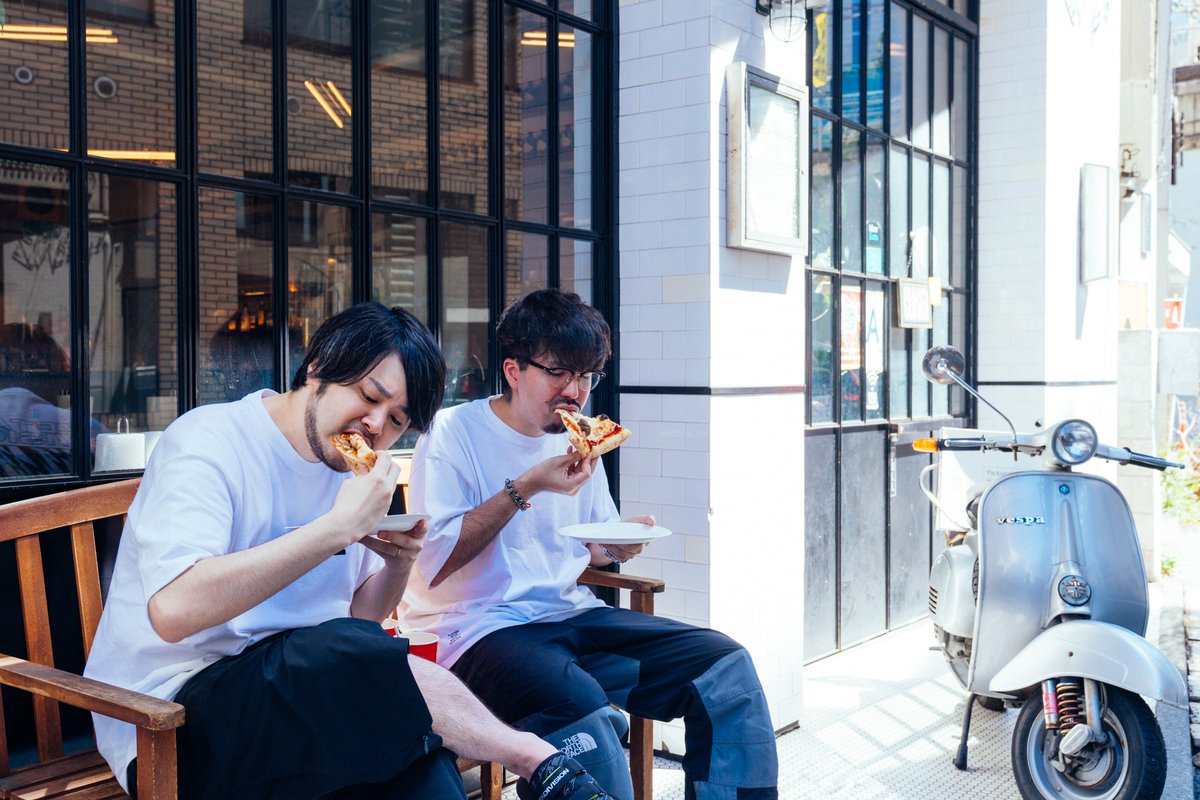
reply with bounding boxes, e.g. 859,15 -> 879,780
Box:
726,62 -> 808,255
896,278 -> 933,328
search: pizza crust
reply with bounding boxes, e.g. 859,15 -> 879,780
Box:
331,432 -> 377,475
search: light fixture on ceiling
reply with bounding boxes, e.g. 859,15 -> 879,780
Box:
754,0 -> 826,43
54,147 -> 176,161
304,79 -> 347,129
520,30 -> 575,48
0,24 -> 119,43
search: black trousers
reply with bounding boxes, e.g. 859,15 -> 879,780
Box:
128,617 -> 465,800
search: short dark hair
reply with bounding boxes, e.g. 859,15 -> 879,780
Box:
292,302 -> 446,433
495,290 -> 611,398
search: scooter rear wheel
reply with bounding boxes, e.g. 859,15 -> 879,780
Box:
1011,685 -> 1167,800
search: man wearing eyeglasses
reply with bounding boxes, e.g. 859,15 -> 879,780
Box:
402,289 -> 779,800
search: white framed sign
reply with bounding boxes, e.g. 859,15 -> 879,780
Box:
726,62 -> 809,255
896,278 -> 933,328
1079,163 -> 1113,283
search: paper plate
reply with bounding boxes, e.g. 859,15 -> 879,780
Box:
377,513 -> 431,532
558,521 -> 672,544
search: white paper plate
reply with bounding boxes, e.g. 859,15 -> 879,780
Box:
377,513 -> 431,532
558,521 -> 672,544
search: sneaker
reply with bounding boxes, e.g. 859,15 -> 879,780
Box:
515,753 -> 612,800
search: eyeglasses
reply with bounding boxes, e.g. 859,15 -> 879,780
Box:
523,358 -> 605,391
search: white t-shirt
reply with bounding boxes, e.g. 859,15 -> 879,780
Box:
399,397 -> 618,666
83,390 -> 381,789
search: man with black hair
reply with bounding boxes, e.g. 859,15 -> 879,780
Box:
403,289 -> 779,800
85,302 -> 612,800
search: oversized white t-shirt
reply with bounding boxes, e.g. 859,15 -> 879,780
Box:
399,397 -> 618,666
83,390 -> 381,790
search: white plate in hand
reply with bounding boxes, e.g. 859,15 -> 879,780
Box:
558,521 -> 672,544
376,513 -> 431,532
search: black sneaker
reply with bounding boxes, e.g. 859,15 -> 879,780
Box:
515,753 -> 612,800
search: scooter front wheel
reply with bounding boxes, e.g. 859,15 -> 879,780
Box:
1011,685 -> 1167,800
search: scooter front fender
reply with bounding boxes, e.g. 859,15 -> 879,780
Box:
988,620 -> 1186,708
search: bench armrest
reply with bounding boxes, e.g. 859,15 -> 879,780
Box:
0,654 -> 185,731
579,567 -> 665,594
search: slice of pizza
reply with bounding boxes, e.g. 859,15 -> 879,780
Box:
556,409 -> 632,458
331,432 -> 377,475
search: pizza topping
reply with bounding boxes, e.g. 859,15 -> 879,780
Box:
331,432 -> 377,475
556,409 -> 631,458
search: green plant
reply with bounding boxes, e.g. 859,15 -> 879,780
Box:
1161,555 -> 1177,578
1160,447 -> 1200,525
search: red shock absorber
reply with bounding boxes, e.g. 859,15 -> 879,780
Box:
1041,679 -> 1059,729
1056,679 -> 1085,732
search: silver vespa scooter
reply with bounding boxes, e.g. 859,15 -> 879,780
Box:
916,345 -> 1186,800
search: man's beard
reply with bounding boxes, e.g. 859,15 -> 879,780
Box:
304,382 -> 345,471
542,398 -> 578,435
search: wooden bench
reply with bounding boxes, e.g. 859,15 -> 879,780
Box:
0,478 -> 666,800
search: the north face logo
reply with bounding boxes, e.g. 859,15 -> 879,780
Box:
560,732 -> 598,757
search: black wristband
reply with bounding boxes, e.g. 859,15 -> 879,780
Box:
504,478 -> 531,511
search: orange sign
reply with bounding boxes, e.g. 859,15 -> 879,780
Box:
1164,298 -> 1183,329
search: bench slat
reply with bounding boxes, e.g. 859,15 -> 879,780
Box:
69,524 -> 103,659
14,537 -> 62,763
0,750 -> 123,800
0,482 -> 139,545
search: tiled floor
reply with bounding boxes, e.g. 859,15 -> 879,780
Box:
495,578 -> 1194,799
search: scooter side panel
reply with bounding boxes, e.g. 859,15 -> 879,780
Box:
967,473 -> 1148,695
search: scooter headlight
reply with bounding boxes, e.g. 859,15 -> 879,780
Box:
1050,420 -> 1097,465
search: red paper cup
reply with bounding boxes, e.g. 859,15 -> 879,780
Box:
401,630 -> 439,662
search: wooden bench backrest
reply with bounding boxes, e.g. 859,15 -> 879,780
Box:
0,478 -> 141,774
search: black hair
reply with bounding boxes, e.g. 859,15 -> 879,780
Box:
495,289 -> 611,398
291,302 -> 446,433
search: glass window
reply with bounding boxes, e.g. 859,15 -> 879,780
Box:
950,291 -> 967,416
88,0 -> 176,167
0,4 -> 69,150
864,283 -> 885,419
910,326 -> 929,418
841,126 -> 862,272
287,201 -> 352,380
932,159 -> 949,285
440,0 -> 489,214
932,27 -> 950,154
889,144 -> 908,277
840,280 -> 863,422
441,222 -> 490,407
952,165 -> 968,288
88,175 -> 179,467
865,135 -> 885,274
560,25 -> 593,230
505,7 -> 551,225
810,273 -> 834,424
911,16 -> 929,149
932,294 -> 948,417
865,0 -> 885,130
911,152 -> 929,280
198,189 -> 275,406
841,0 -> 862,123
199,1 -> 273,179
0,161 -> 75,478
504,230 -> 549,307
889,322 -> 908,418
952,35 -> 970,162
371,213 -> 428,322
888,2 -> 907,140
811,9 -> 833,113
560,0 -> 591,20
560,238 -> 593,302
811,116 -> 835,271
371,0 -> 429,204
288,1 -> 353,192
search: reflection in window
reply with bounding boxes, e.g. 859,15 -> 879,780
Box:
287,201 -> 352,382
841,0 -> 862,123
560,25 -> 593,229
88,175 -> 179,471
952,36 -> 970,162
865,135 -> 885,274
952,165 -> 967,287
889,323 -> 909,418
440,0 -> 488,215
371,0 -> 428,204
811,116 -> 834,271
932,160 -> 949,285
932,27 -> 950,154
441,222 -> 490,407
560,238 -> 593,303
505,231 -> 549,307
888,2 -> 907,139
505,6 -> 550,224
866,0 -> 885,130
287,0 -> 354,192
0,162 -> 78,478
0,3 -> 69,150
889,144 -> 909,277
864,284 -> 885,419
200,0 -> 273,179
911,153 -> 929,279
911,16 -> 929,148
840,281 -> 863,422
198,190 -> 275,405
372,214 -> 428,323
840,127 -> 862,271
810,274 -> 834,424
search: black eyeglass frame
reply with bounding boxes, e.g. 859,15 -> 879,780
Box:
521,357 -> 606,391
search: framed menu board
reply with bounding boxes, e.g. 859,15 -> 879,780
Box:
726,62 -> 809,255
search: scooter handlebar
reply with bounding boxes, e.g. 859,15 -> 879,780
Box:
1094,443 -> 1182,471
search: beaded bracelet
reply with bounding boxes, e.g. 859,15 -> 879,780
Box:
504,478 -> 531,511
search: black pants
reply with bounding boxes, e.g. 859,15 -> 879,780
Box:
128,617 -> 465,800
